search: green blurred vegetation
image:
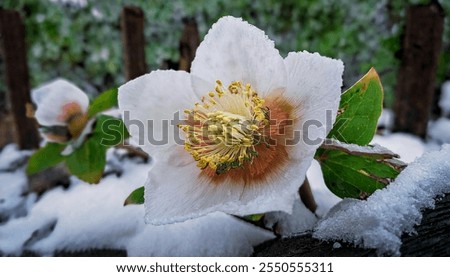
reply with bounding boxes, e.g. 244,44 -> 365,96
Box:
1,0 -> 449,107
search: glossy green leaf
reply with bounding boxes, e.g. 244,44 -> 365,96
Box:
124,186 -> 145,206
66,138 -> 107,184
92,115 -> 129,147
26,143 -> 66,175
63,115 -> 127,184
316,147 -> 403,199
328,68 -> 383,145
87,88 -> 118,118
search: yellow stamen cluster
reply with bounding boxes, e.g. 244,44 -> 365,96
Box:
179,80 -> 269,174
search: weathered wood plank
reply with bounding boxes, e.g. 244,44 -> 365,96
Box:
178,18 -> 200,72
393,1 -> 445,137
0,9 -> 39,149
120,6 -> 147,81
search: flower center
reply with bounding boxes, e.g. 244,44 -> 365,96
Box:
179,80 -> 270,175
58,102 -> 88,139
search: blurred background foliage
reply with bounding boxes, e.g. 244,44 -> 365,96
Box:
1,0 -> 449,108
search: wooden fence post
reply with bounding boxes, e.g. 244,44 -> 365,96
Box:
178,18 -> 200,72
0,9 -> 40,149
393,1 -> 445,137
120,6 -> 147,81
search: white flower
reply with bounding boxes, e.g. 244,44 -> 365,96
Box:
119,16 -> 344,225
32,78 -> 90,144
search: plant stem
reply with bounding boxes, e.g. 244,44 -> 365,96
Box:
299,177 -> 317,213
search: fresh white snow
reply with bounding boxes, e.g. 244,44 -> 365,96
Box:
324,138 -> 399,157
264,199 -> 318,236
440,81 -> 450,117
0,147 -> 274,257
428,118 -> 450,144
314,144 -> 450,256
0,144 -> 30,171
0,171 -> 32,223
377,108 -> 394,130
371,133 -> 425,163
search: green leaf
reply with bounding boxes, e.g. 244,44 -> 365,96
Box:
87,88 -> 118,118
328,68 -> 383,145
244,214 -> 264,222
64,115 -> 128,184
316,147 -> 404,199
66,137 -> 107,184
92,115 -> 129,147
26,143 -> 66,175
124,186 -> 145,206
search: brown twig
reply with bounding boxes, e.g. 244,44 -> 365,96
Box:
115,142 -> 149,161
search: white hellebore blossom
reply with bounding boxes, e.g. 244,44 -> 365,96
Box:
32,78 -> 93,151
119,16 -> 344,225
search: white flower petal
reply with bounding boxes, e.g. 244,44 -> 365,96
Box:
191,16 -> 286,98
32,79 -> 89,126
283,51 -> 344,160
118,70 -> 199,156
144,144 -> 307,225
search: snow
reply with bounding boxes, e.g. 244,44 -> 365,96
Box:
0,148 -> 274,256
377,108 -> 394,130
0,171 -> 31,223
324,138 -> 399,157
127,212 -> 274,256
440,81 -> 450,116
0,144 -> 30,171
264,199 -> 318,236
428,118 -> 450,144
371,133 -> 425,163
314,144 -> 450,256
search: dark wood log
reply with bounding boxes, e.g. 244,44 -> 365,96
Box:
254,193 -> 450,257
120,6 -> 147,81
0,9 -> 40,150
393,1 -> 445,137
178,18 -> 200,72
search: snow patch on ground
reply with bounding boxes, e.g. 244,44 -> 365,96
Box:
0,149 -> 273,256
440,81 -> 450,117
264,199 -> 318,236
428,118 -> 450,144
371,133 -> 425,163
127,212 -> 274,256
314,144 -> 450,256
0,171 -> 32,223
0,144 -> 30,171
377,109 -> 394,130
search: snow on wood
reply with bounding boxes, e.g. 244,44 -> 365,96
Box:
314,144 -> 450,256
